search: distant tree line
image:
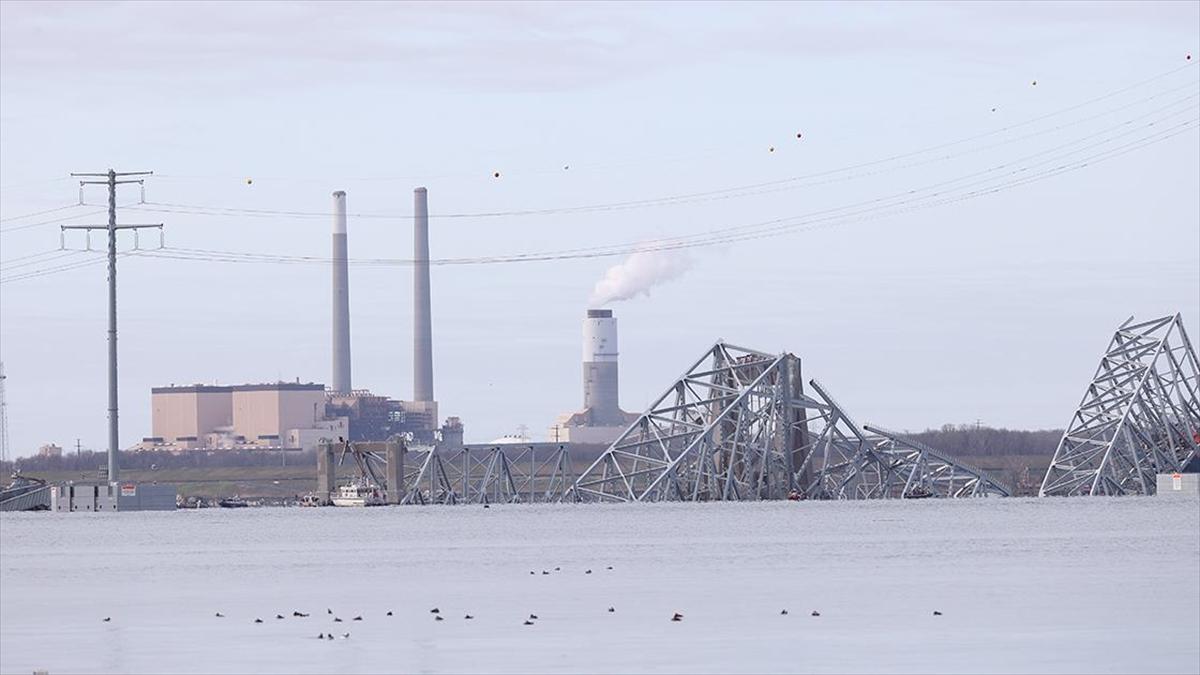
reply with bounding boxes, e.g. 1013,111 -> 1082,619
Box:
906,424 -> 1062,459
3,448 -> 318,474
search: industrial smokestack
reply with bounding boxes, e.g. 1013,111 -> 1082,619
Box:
583,309 -> 621,425
331,190 -> 352,394
413,187 -> 434,402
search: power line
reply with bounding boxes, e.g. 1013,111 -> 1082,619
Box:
113,116 -> 1197,271
2,93 -> 1194,284
143,61 -> 1196,190
124,77 -> 1200,224
0,207 -> 107,234
0,203 -> 84,223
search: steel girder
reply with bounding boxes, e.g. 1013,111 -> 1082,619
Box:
566,341 -> 1009,503
863,425 -> 1012,498
401,445 -> 576,505
1039,314 -> 1200,497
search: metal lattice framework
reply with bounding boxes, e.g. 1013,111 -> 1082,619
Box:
1040,314 -> 1200,497
567,342 -> 1010,503
401,444 -> 575,505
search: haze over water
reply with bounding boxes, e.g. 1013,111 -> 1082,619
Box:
2,498 -> 1197,674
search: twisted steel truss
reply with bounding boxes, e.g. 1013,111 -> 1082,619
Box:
1040,314 -> 1200,497
567,342 -> 1010,502
401,444 -> 575,505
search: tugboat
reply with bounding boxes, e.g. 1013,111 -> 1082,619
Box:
331,481 -> 384,507
218,495 -> 250,508
903,486 -> 934,499
298,493 -> 323,507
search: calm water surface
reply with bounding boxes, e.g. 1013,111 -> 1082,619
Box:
2,497 -> 1197,674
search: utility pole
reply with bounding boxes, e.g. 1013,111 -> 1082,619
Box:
0,360 -> 9,464
63,169 -> 161,484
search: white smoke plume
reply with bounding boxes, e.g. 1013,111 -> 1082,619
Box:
589,248 -> 692,306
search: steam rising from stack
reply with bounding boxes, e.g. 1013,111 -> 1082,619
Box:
589,248 -> 691,307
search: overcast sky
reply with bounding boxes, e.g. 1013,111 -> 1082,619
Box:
1,1 -> 1197,456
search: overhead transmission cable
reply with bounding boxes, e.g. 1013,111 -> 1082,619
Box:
130,62 -> 1198,221
118,113 -> 1198,271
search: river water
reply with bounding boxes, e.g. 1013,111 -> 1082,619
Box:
1,497 -> 1197,674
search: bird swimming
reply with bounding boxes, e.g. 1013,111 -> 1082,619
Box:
386,611 -> 393,616
671,612 -> 683,622
811,611 -> 820,617
342,633 -> 350,639
276,614 -> 285,620
529,614 -> 538,620
523,620 -> 534,626
353,616 -> 362,621
607,607 -> 615,613
430,608 -> 440,614
435,615 -> 444,622
254,618 -> 263,624
103,617 -> 111,622
781,610 -> 789,615
933,611 -> 943,616
333,617 -> 342,623
293,611 -> 308,618
215,612 -> 224,618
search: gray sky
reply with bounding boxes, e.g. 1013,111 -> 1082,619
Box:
1,1 -> 1197,456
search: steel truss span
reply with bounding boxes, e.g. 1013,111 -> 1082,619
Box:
401,445 -> 575,505
566,342 -> 1010,503
1040,314 -> 1200,497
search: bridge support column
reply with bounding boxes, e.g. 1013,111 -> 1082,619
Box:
386,439 -> 406,505
317,442 -> 336,505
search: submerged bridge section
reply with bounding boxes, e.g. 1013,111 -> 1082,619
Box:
1040,314 -> 1200,497
0,474 -> 52,512
566,342 -> 1009,503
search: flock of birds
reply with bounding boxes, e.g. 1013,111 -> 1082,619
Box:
97,564 -> 948,637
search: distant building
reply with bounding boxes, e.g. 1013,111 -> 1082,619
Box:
325,391 -> 439,444
37,443 -> 63,458
144,382 -> 346,452
144,381 -> 443,452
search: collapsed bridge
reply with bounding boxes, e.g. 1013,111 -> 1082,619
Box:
321,341 -> 1009,505
1040,314 -> 1200,497
567,342 -> 1010,503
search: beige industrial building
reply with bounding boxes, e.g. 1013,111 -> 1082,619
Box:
143,383 -> 347,452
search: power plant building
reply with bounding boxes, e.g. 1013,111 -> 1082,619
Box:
141,186 -> 453,452
549,309 -> 639,445
143,383 -> 346,452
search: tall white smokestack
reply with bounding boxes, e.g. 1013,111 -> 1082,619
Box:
413,187 -> 434,402
331,190 -> 352,394
583,309 -> 621,424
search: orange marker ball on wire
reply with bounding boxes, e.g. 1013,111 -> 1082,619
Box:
493,171 -> 501,179
246,178 -> 253,185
